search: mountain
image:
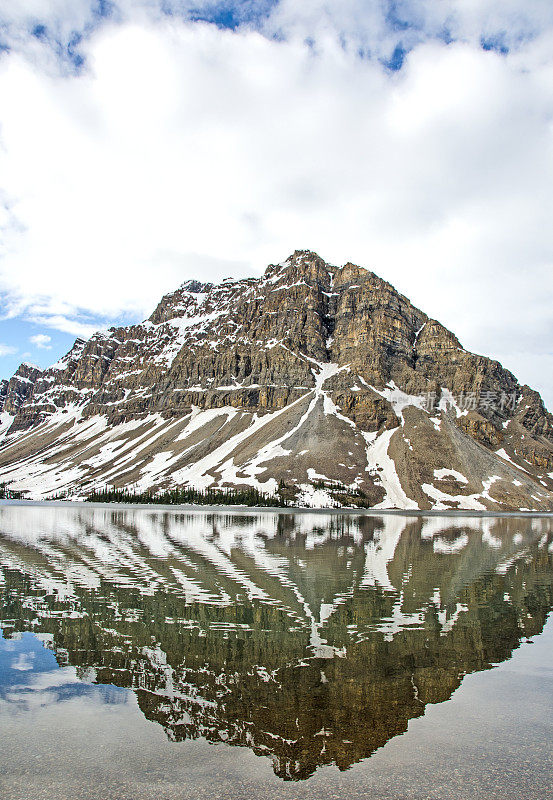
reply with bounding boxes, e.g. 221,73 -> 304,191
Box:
1,249 -> 553,510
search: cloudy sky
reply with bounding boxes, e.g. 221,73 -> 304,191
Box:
1,1 -> 553,404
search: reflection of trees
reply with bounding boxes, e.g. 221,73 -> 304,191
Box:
0,508 -> 552,781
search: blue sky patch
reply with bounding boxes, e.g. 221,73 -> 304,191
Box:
385,1 -> 415,34
187,0 -> 278,30
481,33 -> 509,56
0,629 -> 59,686
384,43 -> 406,71
0,313 -> 128,383
93,0 -> 115,20
0,627 -> 130,704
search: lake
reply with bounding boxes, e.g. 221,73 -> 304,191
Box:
0,503 -> 552,800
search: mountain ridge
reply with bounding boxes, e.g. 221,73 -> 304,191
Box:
1,250 -> 553,510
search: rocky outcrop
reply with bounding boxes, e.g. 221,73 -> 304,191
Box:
1,362 -> 43,416
0,250 -> 552,509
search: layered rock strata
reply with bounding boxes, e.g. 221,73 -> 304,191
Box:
0,250 -> 552,510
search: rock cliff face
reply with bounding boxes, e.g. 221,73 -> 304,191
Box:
1,250 -> 553,510
1,362 -> 43,415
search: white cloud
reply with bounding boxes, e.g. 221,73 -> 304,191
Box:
27,315 -> 103,339
29,333 -> 52,349
0,10 -> 552,405
265,0 -> 553,54
4,1 -> 553,62
0,343 -> 17,357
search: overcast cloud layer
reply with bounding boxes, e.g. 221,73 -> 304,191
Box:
1,1 -> 553,404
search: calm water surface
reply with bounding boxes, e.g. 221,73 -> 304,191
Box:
0,503 -> 552,799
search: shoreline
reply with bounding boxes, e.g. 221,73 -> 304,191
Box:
1,498 -> 553,519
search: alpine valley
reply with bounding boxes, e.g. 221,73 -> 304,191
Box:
1,250 -> 553,511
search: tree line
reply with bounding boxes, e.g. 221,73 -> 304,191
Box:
84,484 -> 290,507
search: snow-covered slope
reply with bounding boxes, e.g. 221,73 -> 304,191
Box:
1,250 -> 553,510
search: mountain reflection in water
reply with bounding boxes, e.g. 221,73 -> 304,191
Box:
0,505 -> 552,782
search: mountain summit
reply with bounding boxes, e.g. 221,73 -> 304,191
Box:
1,250 -> 553,510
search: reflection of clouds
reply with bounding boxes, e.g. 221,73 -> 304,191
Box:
11,652 -> 34,671
24,665 -> 81,690
4,687 -> 62,711
1,662 -> 131,714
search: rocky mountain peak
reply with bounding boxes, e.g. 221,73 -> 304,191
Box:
17,362 -> 42,377
1,362 -> 43,416
181,279 -> 214,293
263,250 -> 333,289
1,250 -> 553,511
